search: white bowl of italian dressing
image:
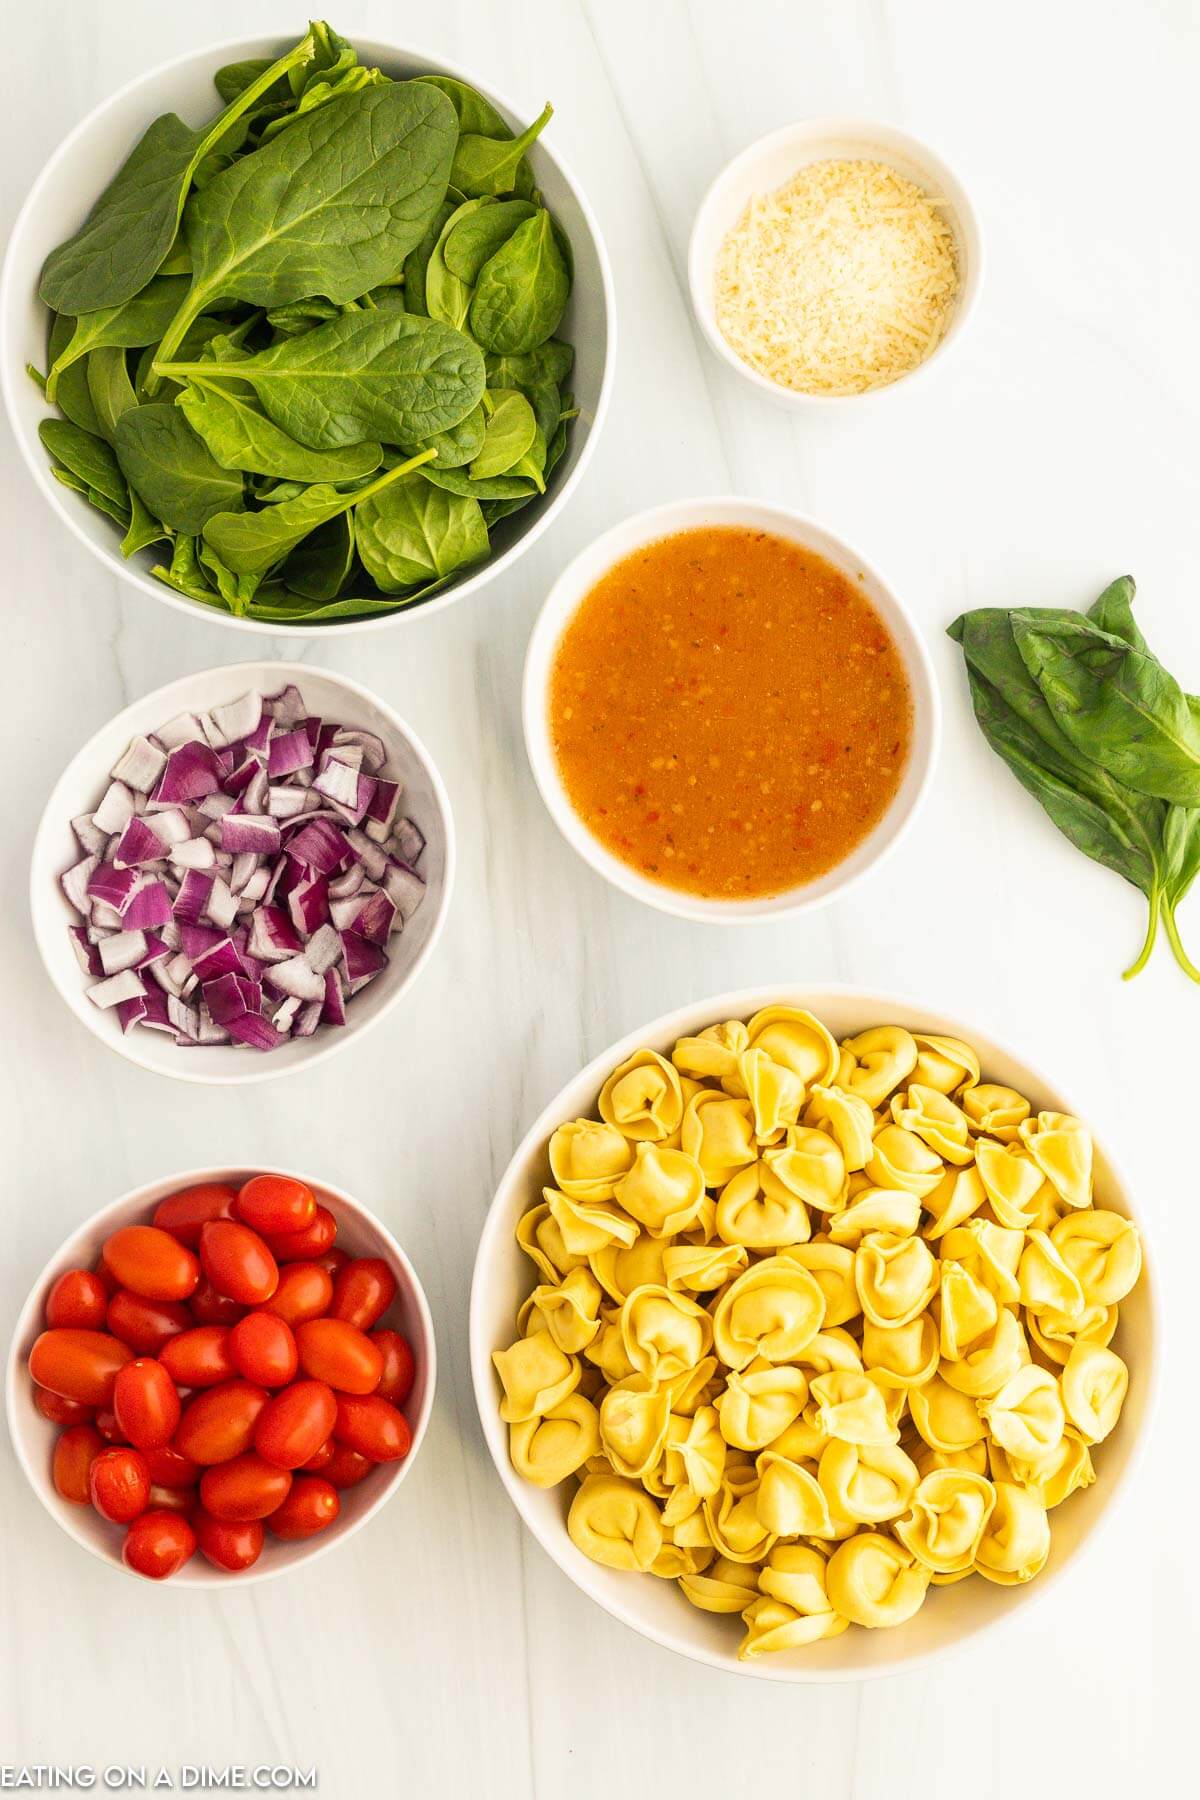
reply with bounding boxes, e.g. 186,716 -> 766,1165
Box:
688,118 -> 983,407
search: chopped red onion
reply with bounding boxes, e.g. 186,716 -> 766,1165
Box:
61,687 -> 426,1052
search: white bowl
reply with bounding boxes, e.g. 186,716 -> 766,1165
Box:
30,662 -> 454,1084
470,985 -> 1158,1682
7,1164 -> 436,1588
0,34 -> 616,637
522,498 -> 940,924
689,118 -> 983,408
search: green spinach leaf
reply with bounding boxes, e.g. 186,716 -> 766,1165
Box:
46,276 -> 190,401
120,488 -> 171,559
469,389 -> 536,480
451,101 -> 552,197
444,199 -> 536,283
469,210 -> 570,354
176,377 -> 382,482
114,403 -> 243,532
356,475 -> 488,591
39,417 -> 128,507
86,347 -> 138,443
280,511 -> 356,600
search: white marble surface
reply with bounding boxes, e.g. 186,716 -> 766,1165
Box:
1,0 -> 1195,1792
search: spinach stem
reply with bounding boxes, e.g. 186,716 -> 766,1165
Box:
1122,887 -> 1160,980
1161,901 -> 1200,984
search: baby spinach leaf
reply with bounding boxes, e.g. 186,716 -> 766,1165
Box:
260,63 -> 387,144
176,378 -> 382,482
246,576 -> 448,621
280,511 -> 356,600
120,488 -> 171,559
356,475 -> 488,592
114,403 -> 243,533
507,422 -> 547,493
40,314 -> 104,435
198,540 -> 261,612
1086,575 -> 1143,648
424,203 -> 480,331
202,447 -> 435,576
421,463 -> 539,501
151,83 -> 458,371
1011,610 -> 1200,805
485,339 -> 574,391
86,347 -> 138,443
159,310 -> 484,449
469,389 -> 536,480
152,534 -> 225,607
50,463 -> 130,527
1160,805 -> 1200,981
402,198 -> 455,318
40,37 -> 318,316
214,58 -> 284,105
451,102 -> 552,198
266,298 -> 341,337
45,276 -> 190,401
415,76 -> 512,139
39,418 -> 128,507
444,199 -> 536,283
403,401 -> 486,470
469,210 -> 570,354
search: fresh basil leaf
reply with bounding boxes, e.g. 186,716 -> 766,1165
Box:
1011,610 -> 1200,805
450,102 -> 552,198
356,475 -> 488,592
114,403 -> 243,532
469,209 -> 570,354
40,36 -> 318,315
151,83 -> 458,369
176,377 -> 382,482
160,310 -> 484,449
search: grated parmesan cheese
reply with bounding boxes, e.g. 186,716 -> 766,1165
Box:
713,158 -> 959,396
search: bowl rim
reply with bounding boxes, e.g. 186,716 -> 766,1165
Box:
0,30 -> 617,638
687,115 -> 985,409
29,660 -> 457,1086
521,497 -> 942,924
469,982 -> 1160,1682
7,1162 -> 438,1588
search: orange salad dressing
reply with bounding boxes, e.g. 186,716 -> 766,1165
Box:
548,526 -> 913,899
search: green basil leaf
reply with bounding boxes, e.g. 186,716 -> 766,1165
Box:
176,377 -> 382,482
114,403 -> 243,532
469,209 -> 570,354
40,36 -> 318,315
1011,610 -> 1200,805
160,310 -> 484,449
356,475 -> 488,592
151,83 -> 458,368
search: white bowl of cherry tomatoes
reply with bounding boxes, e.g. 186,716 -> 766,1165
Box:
6,1166 -> 435,1584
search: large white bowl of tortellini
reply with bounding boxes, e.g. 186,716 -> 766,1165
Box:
470,988 -> 1155,1681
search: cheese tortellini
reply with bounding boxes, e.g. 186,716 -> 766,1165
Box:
498,1007 -> 1143,1659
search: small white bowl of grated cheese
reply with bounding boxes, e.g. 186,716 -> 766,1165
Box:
689,118 -> 982,406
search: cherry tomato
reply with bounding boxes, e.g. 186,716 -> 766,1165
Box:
123,1509 -> 196,1580
103,1226 -> 200,1303
236,1175 -> 317,1238
254,1380 -> 337,1471
53,1423 -> 104,1505
194,1509 -> 264,1573
322,1444 -> 375,1489
152,1183 -> 238,1247
302,1439 -> 335,1472
200,1220 -> 278,1306
295,1318 -> 383,1395
146,1483 -> 197,1517
333,1394 -> 411,1463
29,1328 -> 133,1406
160,1325 -> 235,1389
268,1475 -> 340,1541
112,1358 -> 181,1451
94,1405 -> 128,1444
229,1312 -> 298,1387
372,1331 -> 415,1408
329,1259 -> 396,1332
91,1258 -> 119,1296
45,1269 -> 109,1330
89,1446 -> 150,1523
261,1262 -> 332,1327
107,1290 -> 192,1354
33,1385 -> 94,1427
200,1454 -> 293,1523
189,1279 -> 245,1326
174,1380 -> 270,1466
313,1247 -> 350,1282
266,1207 -> 336,1263
144,1443 -> 200,1488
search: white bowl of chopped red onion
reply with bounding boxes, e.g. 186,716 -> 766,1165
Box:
30,664 -> 454,1083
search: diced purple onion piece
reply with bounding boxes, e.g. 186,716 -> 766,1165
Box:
69,926 -> 103,975
353,888 -> 397,944
328,862 -> 366,901
329,895 -> 364,932
153,740 -> 224,805
272,996 -> 301,1032
87,861 -> 138,911
288,875 -> 329,937
93,781 -> 136,835
112,816 -> 166,869
391,816 -> 426,865
333,727 -> 387,774
264,955 -> 325,1003
191,937 -> 244,983
62,855 -> 99,915
111,735 -> 166,794
98,930 -> 149,976
88,968 -> 146,1009
322,968 -> 347,1027
72,814 -> 108,856
268,730 -> 315,778
230,850 -> 259,894
180,922 -> 223,960
293,1000 -> 324,1039
383,859 -> 426,923
208,690 -> 262,749
220,813 -> 281,857
155,711 -> 205,751
240,867 -> 270,904
267,784 -> 308,820
168,995 -> 200,1040
345,829 -> 388,882
116,994 -> 148,1035
170,837 -> 216,871
206,877 -> 238,931
148,806 -> 191,847
268,685 -> 307,730
173,870 -> 214,924
227,1013 -> 283,1052
246,905 -> 301,964
288,816 -> 348,875
204,971 -> 262,1025
303,922 -> 342,975
341,930 -> 387,992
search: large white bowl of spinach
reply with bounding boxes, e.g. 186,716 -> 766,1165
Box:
1,23 -> 614,631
